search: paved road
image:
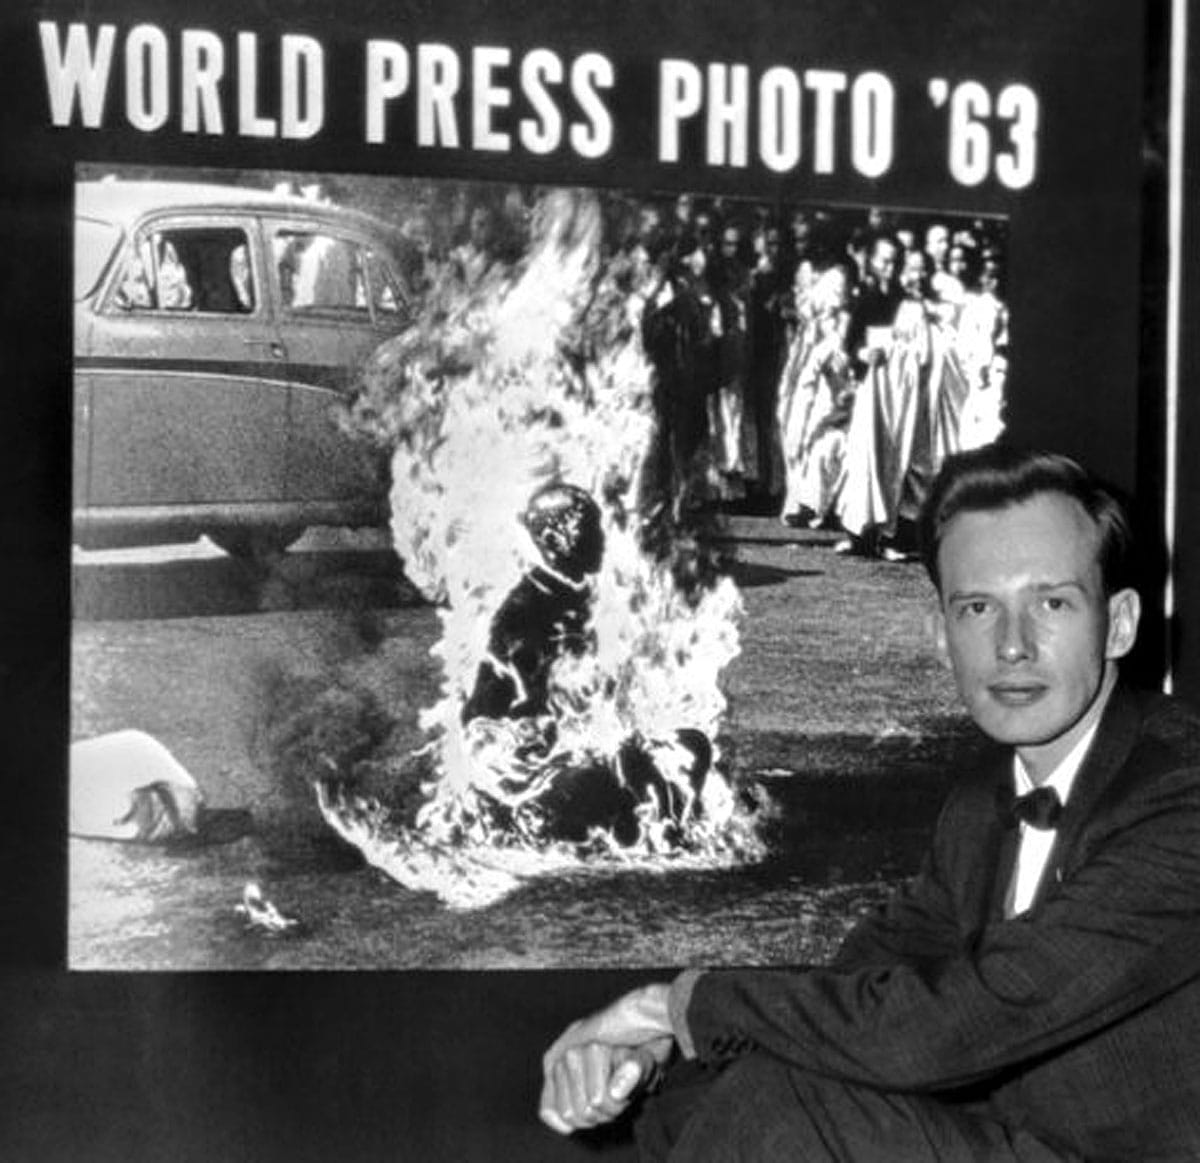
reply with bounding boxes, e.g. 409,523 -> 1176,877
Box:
69,519 -> 978,970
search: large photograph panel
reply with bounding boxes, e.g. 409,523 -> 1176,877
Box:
70,165 -> 1010,969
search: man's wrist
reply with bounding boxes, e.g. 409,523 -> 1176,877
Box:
667,969 -> 705,1060
627,983 -> 674,1035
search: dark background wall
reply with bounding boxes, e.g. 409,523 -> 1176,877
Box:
0,1 -> 1179,1159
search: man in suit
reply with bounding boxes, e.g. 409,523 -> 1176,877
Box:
539,445 -> 1200,1161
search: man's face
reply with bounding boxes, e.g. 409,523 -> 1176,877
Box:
638,207 -> 661,240
869,240 -> 896,286
469,208 -> 492,247
925,224 -> 950,265
937,492 -> 1140,779
404,215 -> 432,253
818,267 -> 848,311
899,251 -> 927,297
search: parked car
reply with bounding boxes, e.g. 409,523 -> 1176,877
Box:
73,177 -> 412,560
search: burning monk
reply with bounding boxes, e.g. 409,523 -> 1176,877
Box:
462,483 -> 603,724
459,482 -> 711,848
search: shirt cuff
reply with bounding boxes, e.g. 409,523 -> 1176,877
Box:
668,968 -> 705,1060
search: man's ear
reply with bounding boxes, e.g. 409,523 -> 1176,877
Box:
927,602 -> 951,668
1106,588 -> 1141,660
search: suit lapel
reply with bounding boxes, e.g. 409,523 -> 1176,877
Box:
988,816 -> 1022,921
955,751 -> 1019,928
1026,684 -> 1143,910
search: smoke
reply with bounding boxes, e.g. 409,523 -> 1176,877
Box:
246,657 -> 394,803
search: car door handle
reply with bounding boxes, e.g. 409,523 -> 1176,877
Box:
243,338 -> 287,359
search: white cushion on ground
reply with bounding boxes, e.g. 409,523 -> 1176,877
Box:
70,729 -> 204,841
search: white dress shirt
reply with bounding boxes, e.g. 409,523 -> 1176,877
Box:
1007,722 -> 1100,916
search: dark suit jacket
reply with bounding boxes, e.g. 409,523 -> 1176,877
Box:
682,686 -> 1200,1161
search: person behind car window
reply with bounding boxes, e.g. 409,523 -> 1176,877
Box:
229,244 -> 254,312
155,238 -> 193,311
117,252 -> 153,309
292,233 -> 359,311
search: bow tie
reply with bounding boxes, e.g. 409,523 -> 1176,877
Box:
996,784 -> 1063,831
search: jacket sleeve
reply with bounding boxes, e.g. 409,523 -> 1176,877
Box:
675,764 -> 1200,1093
829,793 -> 970,973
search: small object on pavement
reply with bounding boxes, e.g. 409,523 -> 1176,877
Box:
236,881 -> 302,934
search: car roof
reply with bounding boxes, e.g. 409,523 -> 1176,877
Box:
75,178 -> 395,238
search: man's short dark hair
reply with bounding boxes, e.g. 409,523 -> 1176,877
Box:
919,445 -> 1135,596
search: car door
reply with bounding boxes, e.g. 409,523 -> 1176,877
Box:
265,214 -> 408,510
73,211 -> 123,520
81,211 -> 290,515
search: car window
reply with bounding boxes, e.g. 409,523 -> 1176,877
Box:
275,230 -> 371,319
109,225 -> 257,315
75,216 -> 123,301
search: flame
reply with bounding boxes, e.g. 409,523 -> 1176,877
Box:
328,187 -> 766,908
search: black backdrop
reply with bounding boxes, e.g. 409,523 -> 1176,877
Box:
0,1 -> 1171,1159
1170,0 -> 1200,700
